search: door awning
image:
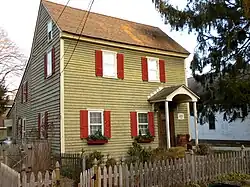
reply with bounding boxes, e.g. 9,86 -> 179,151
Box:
148,84 -> 199,103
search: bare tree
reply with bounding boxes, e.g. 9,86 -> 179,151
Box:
0,28 -> 26,88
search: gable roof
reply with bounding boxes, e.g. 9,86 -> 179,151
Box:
42,0 -> 189,55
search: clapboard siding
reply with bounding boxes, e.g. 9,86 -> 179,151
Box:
63,39 -> 188,157
10,3 -> 61,152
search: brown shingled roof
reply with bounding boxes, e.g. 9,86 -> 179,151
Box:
42,0 -> 189,54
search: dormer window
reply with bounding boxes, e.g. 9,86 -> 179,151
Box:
47,20 -> 53,42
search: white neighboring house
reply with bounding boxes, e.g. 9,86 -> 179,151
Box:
188,77 -> 250,145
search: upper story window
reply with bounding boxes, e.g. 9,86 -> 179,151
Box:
95,50 -> 124,79
89,110 -> 104,135
147,58 -> 159,82
103,51 -> 117,78
47,20 -> 53,42
47,49 -> 52,77
138,112 -> 148,135
141,57 -> 166,83
44,47 -> 55,79
21,81 -> 28,103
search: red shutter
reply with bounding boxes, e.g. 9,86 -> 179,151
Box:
20,118 -> 23,139
104,111 -> 111,138
159,59 -> 166,83
25,82 -> 28,102
38,113 -> 41,139
141,57 -> 148,81
44,111 -> 48,139
21,84 -> 23,103
44,53 -> 47,79
95,50 -> 103,77
117,53 -> 124,79
130,112 -> 138,137
80,110 -> 88,139
148,112 -> 155,136
52,47 -> 56,74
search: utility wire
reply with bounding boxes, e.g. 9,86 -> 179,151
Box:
54,0 -> 71,26
60,0 -> 95,74
58,0 -> 93,74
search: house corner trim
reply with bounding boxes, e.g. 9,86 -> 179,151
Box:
60,37 -> 65,153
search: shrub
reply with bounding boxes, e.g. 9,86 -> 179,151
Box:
106,156 -> 117,168
196,143 -> 211,155
151,146 -> 186,161
85,151 -> 104,169
216,173 -> 250,182
126,141 -> 153,164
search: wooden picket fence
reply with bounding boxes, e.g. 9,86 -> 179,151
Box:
79,149 -> 250,187
0,161 -> 60,187
0,141 -> 51,172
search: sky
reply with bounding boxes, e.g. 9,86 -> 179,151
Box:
0,0 -> 197,90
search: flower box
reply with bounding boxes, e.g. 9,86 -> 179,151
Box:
87,139 -> 108,145
136,138 -> 154,143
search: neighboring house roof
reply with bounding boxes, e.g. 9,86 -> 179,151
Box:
42,0 -> 189,55
187,77 -> 204,95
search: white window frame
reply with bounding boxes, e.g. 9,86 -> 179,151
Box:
47,48 -> 53,77
137,112 -> 149,135
88,110 -> 104,136
47,20 -> 53,42
147,57 -> 160,82
22,118 -> 26,139
102,50 -> 117,78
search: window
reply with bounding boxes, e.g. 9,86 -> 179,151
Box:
147,57 -> 159,82
22,118 -> 26,139
47,49 -> 53,77
23,81 -> 28,103
208,114 -> 215,130
88,111 -> 104,135
138,112 -> 148,135
103,51 -> 117,78
47,20 -> 53,41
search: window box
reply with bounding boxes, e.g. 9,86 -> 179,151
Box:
136,137 -> 154,143
87,139 -> 108,145
134,129 -> 154,143
86,130 -> 109,145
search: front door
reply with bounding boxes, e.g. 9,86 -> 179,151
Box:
158,102 -> 176,148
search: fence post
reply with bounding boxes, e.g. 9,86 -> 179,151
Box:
82,155 -> 86,172
241,145 -> 245,173
190,150 -> 195,182
3,149 -> 7,165
93,158 -> 98,187
55,161 -> 60,187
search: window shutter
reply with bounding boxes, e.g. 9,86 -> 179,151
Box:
52,47 -> 56,74
80,110 -> 88,139
21,84 -> 23,103
44,53 -> 47,79
45,112 -> 48,139
95,50 -> 103,77
25,82 -> 28,102
38,113 -> 41,139
159,59 -> 166,83
117,53 -> 124,79
104,111 -> 111,138
130,112 -> 138,137
148,112 -> 155,136
141,57 -> 148,81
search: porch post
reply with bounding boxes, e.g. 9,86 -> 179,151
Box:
165,100 -> 171,149
193,101 -> 199,146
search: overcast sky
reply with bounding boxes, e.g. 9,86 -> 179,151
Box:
0,0 -> 197,90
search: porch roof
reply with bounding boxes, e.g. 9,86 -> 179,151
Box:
148,84 -> 200,103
